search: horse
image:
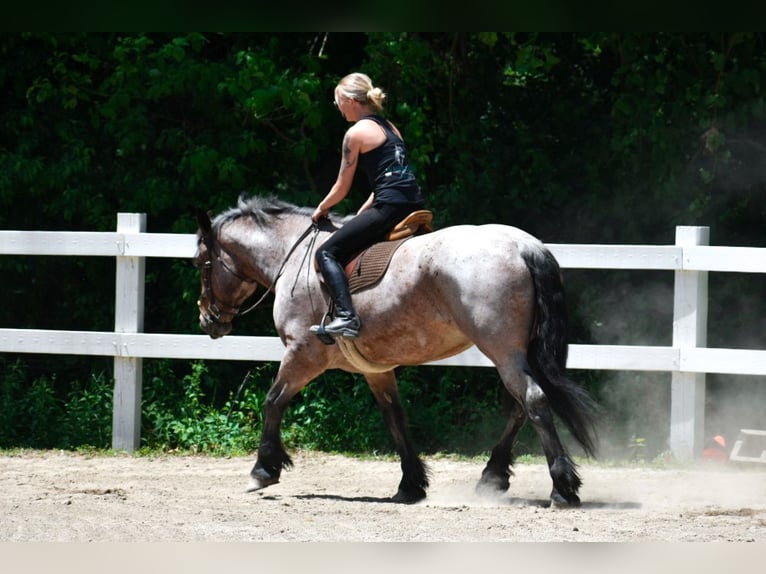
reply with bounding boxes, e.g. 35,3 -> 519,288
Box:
194,194 -> 599,506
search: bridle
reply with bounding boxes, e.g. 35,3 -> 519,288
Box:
196,238 -> 256,325
196,222 -> 319,325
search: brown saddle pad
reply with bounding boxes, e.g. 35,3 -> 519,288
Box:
346,237 -> 410,293
345,210 -> 433,292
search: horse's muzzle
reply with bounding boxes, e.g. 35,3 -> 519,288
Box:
199,313 -> 232,339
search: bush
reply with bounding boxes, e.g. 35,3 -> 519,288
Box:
0,359 -> 111,449
0,356 -> 580,459
142,360 -> 264,454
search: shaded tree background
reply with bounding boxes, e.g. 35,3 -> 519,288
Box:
1,33 -> 764,457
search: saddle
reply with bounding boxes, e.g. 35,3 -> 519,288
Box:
312,210 -> 433,345
383,209 -> 433,241
335,210 -> 433,292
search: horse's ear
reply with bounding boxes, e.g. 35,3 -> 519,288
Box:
196,209 -> 212,234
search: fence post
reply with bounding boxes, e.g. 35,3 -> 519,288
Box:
670,226 -> 709,461
112,213 -> 146,453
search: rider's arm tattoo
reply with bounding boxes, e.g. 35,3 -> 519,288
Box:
342,133 -> 356,170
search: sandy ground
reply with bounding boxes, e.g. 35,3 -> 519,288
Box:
1,449 -> 764,544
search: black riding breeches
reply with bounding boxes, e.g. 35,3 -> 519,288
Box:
316,202 -> 421,267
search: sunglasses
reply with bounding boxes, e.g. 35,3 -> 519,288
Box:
333,96 -> 354,108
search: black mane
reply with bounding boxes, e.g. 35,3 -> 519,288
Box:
211,193 -> 345,232
238,194 -> 310,221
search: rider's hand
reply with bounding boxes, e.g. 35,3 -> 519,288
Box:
312,206 -> 327,222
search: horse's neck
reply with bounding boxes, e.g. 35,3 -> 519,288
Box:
226,217 -> 312,286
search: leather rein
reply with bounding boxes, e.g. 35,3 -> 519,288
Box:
197,222 -> 319,324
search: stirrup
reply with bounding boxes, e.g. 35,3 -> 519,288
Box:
322,315 -> 360,339
310,310 -> 337,345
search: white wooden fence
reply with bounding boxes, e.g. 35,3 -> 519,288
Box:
2,214 -> 766,460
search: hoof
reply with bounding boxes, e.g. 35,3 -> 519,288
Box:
549,456 -> 582,507
392,487 -> 427,504
476,471 -> 510,495
246,467 -> 280,493
550,488 -> 581,508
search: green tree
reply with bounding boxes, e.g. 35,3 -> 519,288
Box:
1,33 -> 764,455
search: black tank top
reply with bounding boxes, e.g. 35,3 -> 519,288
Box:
356,115 -> 424,205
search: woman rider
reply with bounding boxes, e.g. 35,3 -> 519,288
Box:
310,72 -> 425,339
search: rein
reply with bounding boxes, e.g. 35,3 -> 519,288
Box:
199,221 -> 318,323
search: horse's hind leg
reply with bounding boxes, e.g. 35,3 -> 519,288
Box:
477,391 -> 527,494
497,355 -> 582,506
365,370 -> 429,504
525,373 -> 582,506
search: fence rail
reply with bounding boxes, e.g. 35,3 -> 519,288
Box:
2,329 -> 766,376
2,216 -> 765,460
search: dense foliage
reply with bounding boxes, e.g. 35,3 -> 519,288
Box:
1,33 -> 764,459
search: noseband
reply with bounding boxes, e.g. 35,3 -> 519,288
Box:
196,222 -> 319,326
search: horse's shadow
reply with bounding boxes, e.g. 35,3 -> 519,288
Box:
254,493 -> 393,504
287,493 -> 641,509
295,494 -> 394,504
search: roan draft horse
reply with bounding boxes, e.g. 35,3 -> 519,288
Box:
194,194 -> 599,506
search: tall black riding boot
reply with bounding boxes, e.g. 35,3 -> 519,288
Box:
310,252 -> 361,339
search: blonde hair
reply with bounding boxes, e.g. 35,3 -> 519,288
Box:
336,72 -> 387,114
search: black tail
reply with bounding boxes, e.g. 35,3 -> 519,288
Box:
521,243 -> 600,458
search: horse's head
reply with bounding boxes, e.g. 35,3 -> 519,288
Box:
194,210 -> 259,339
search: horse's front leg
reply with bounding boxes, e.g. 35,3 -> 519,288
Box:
247,380 -> 294,491
365,370 -> 429,504
247,353 -> 322,492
